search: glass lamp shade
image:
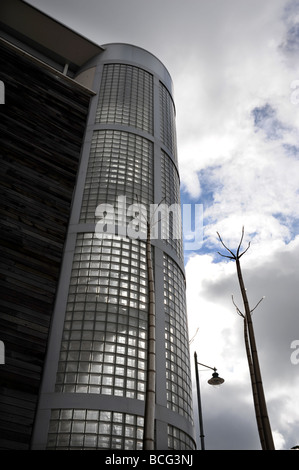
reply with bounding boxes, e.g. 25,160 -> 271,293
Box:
208,372 -> 224,386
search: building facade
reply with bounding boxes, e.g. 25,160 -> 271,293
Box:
0,0 -> 195,450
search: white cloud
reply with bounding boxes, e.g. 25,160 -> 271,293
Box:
174,1 -> 299,253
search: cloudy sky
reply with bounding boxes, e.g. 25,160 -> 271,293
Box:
27,0 -> 299,450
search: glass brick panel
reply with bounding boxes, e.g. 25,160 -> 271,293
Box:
168,424 -> 196,450
96,64 -> 153,134
80,130 -> 153,223
55,233 -> 148,401
160,82 -> 177,163
163,254 -> 193,422
161,150 -> 183,259
47,409 -> 144,450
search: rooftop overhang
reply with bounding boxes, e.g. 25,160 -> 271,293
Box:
0,0 -> 104,73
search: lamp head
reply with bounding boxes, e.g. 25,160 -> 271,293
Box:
208,371 -> 224,386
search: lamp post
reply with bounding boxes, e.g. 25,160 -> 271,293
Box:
194,351 -> 224,450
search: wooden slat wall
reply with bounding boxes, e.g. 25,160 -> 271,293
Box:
0,43 -> 92,449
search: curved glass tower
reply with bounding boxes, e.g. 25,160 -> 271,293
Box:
32,44 -> 195,450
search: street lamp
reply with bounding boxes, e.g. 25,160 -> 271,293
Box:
194,351 -> 224,450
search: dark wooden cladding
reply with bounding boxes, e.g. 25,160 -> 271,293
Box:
0,42 -> 92,449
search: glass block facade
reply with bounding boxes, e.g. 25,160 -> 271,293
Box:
160,82 -> 178,164
80,130 -> 153,223
161,150 -> 183,258
96,64 -> 153,134
47,409 -> 144,450
32,44 -> 195,451
164,254 -> 193,421
55,234 -> 148,399
168,425 -> 196,451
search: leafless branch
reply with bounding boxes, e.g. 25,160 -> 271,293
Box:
236,226 -> 245,257
217,227 -> 251,260
217,251 -> 235,259
216,231 -> 236,259
148,197 -> 166,227
189,327 -> 199,345
250,297 -> 265,314
239,241 -> 251,259
134,193 -> 148,225
231,294 -> 244,317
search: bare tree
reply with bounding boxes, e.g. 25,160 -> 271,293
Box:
232,295 -> 266,449
139,197 -> 165,450
217,227 -> 275,450
143,219 -> 156,450
132,195 -> 157,450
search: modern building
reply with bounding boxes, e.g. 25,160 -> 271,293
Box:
0,0 -> 195,450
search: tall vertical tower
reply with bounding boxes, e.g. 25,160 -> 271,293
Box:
32,43 -> 195,450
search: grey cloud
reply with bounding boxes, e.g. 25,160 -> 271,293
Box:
284,23 -> 299,53
190,240 -> 299,448
252,104 -> 288,140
